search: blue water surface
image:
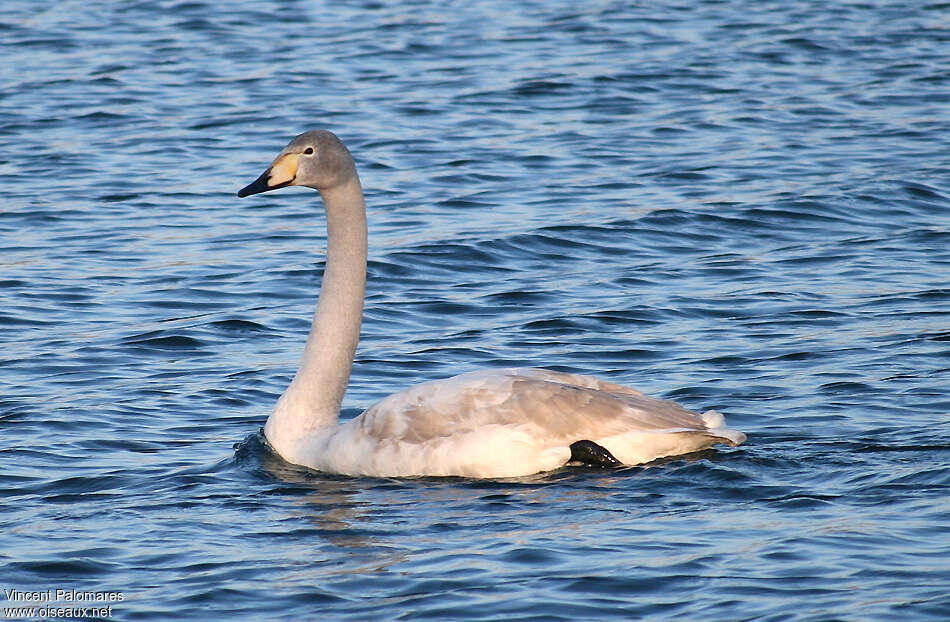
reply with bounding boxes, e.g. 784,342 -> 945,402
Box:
1,1 -> 949,619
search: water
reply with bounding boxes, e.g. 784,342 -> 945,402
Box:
2,0 -> 949,619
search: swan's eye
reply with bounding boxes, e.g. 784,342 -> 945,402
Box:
304,147 -> 314,155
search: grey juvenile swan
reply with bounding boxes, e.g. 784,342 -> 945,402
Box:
238,129 -> 746,477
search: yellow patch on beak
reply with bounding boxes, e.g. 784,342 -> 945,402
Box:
268,153 -> 299,187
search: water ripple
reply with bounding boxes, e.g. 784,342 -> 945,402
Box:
2,0 -> 949,620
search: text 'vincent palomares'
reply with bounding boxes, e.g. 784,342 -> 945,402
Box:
3,589 -> 124,603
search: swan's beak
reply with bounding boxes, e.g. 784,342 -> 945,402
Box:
237,153 -> 300,197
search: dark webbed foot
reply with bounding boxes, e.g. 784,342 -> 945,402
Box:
569,440 -> 621,467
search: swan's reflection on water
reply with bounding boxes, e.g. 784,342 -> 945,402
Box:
242,428 -> 728,585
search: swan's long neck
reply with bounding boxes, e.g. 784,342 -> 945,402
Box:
265,175 -> 367,446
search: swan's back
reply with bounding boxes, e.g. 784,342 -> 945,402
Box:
306,368 -> 745,478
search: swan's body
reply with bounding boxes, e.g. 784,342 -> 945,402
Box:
238,130 -> 745,478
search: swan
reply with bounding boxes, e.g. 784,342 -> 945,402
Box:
237,129 -> 746,478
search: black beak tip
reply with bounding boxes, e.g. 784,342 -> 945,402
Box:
237,171 -> 272,198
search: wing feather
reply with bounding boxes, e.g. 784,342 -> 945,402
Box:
358,368 -> 714,445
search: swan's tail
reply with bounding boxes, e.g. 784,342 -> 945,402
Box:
700,410 -> 746,447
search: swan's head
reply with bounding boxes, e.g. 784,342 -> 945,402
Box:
238,130 -> 357,198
